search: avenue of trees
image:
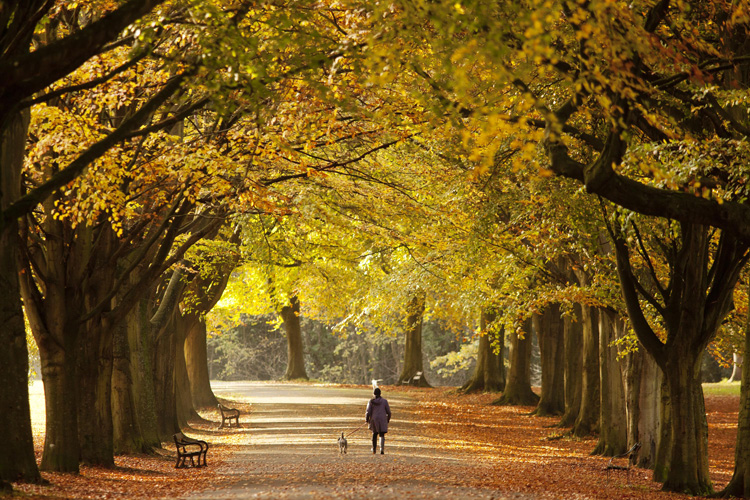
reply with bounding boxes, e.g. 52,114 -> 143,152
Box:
3,1 -> 750,498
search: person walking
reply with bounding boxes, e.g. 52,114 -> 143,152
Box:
366,387 -> 391,454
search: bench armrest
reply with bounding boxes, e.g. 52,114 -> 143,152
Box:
174,433 -> 209,452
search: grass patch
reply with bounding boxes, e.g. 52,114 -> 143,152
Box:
703,380 -> 741,397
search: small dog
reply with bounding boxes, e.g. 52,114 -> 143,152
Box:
338,432 -> 348,454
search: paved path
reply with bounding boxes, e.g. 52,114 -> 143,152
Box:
186,382 -> 525,500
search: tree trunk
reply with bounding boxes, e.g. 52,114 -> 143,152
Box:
281,295 -> 308,380
572,304 -> 599,437
153,306 -> 180,439
729,353 -> 743,383
151,270 -> 185,439
593,309 -> 627,456
76,318 -> 115,465
75,227 -> 117,466
558,304 -> 583,427
184,256 -> 234,408
613,223 -> 745,494
461,309 -> 505,393
660,349 -> 710,494
38,344 -> 80,472
112,285 -> 161,455
185,317 -> 218,408
19,231 -> 81,472
176,312 -> 200,426
129,295 -> 160,450
0,109 -> 41,483
398,293 -> 430,387
653,376 -> 672,483
532,305 -> 565,416
492,318 -> 539,406
112,318 -> 143,454
720,286 -> 750,496
625,345 -> 662,469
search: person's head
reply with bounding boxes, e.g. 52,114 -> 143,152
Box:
374,387 -> 381,397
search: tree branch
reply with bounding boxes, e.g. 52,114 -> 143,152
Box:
0,0 -> 167,106
2,71 -> 191,227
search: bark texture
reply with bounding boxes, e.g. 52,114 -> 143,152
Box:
461,309 -> 505,393
175,313 -> 200,427
592,310 -> 627,456
625,346 -> 662,469
729,353 -> 743,383
558,305 -> 583,428
532,306 -> 565,416
614,223 -> 746,494
185,318 -> 218,408
397,293 -> 430,386
112,292 -> 160,454
0,109 -> 40,483
281,295 -> 309,380
572,304 -> 599,437
492,318 -> 539,406
127,295 -> 161,450
151,270 -> 185,440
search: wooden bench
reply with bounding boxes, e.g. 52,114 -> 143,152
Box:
400,371 -> 423,385
218,403 -> 240,428
173,432 -> 208,468
606,442 -> 641,483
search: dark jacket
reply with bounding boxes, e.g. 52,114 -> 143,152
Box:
366,396 -> 391,433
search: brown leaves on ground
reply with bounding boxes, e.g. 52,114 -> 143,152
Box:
402,387 -> 739,499
10,400 -> 254,500
9,389 -> 740,499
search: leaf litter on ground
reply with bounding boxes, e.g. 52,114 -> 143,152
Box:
9,387 -> 739,499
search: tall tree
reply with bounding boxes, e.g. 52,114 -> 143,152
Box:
281,295 -> 309,381
558,304 -> 583,428
611,218 -> 748,492
0,0 -> 167,483
531,305 -> 565,416
398,292 -> 430,387
461,309 -> 505,393
493,318 -> 538,406
593,309 -> 627,456
0,109 -> 39,484
572,303 -> 599,437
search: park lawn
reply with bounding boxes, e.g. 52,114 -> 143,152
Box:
703,380 -> 741,397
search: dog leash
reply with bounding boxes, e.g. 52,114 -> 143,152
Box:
343,421 -> 369,438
